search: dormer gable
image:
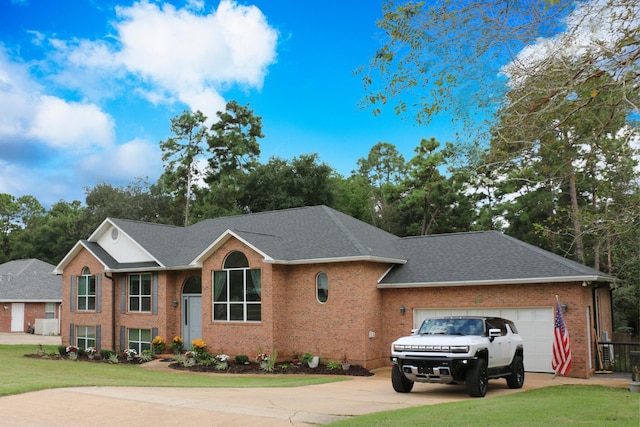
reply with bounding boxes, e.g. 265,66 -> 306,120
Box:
88,219 -> 156,264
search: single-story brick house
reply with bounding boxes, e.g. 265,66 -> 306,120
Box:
0,259 -> 62,334
54,205 -> 613,378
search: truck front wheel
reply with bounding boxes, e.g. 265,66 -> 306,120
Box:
391,364 -> 414,393
506,355 -> 525,389
466,358 -> 488,397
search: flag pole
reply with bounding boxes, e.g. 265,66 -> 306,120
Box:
553,295 -> 558,379
553,295 -> 559,379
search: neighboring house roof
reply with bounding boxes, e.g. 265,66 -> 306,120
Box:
54,205 -> 614,287
0,259 -> 62,302
378,231 -> 613,287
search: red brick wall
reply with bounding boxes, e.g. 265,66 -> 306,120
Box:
0,304 -> 9,332
0,302 -> 58,333
61,247 -> 199,351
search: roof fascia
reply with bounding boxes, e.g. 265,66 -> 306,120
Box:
264,256 -> 407,265
87,217 -> 115,241
0,299 -> 62,303
190,229 -> 273,267
377,275 -> 613,288
53,241 -> 91,274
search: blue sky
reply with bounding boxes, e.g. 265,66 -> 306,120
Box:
0,0 -> 460,207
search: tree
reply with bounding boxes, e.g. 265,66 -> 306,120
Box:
359,0 -> 639,135
195,101 -> 265,219
159,110 -> 209,226
84,179 -> 178,228
206,100 -> 263,179
11,200 -> 86,264
489,57 -> 640,266
355,142 -> 406,233
0,194 -> 46,263
401,138 -> 474,235
238,154 -> 336,213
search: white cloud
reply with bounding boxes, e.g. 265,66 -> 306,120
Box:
27,95 -> 114,150
0,46 -> 115,151
79,137 -> 162,183
44,0 -> 278,116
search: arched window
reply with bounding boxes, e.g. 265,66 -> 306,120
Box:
316,272 -> 328,303
77,267 -> 96,311
182,276 -> 202,294
213,251 -> 261,322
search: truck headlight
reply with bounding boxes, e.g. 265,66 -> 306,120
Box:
450,345 -> 469,353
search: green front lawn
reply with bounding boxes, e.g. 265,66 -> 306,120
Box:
329,384 -> 639,426
0,344 -> 343,396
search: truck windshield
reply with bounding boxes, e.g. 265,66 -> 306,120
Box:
418,318 -> 484,336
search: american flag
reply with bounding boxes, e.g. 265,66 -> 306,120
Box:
552,300 -> 572,376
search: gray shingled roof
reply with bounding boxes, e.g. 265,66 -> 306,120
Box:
0,259 -> 62,301
379,230 -> 612,286
88,206 -> 612,286
109,205 -> 405,267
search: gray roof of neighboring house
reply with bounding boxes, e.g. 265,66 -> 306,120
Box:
379,230 -> 612,287
77,205 -> 613,286
0,259 -> 62,301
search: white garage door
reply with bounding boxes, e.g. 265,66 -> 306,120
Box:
414,307 -> 554,373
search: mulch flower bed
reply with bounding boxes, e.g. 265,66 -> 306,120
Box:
23,352 -> 373,376
169,361 -> 373,376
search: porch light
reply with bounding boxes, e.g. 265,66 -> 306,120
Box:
172,300 -> 179,307
400,305 -> 406,315
561,303 -> 568,313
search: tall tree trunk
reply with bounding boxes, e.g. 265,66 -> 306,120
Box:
567,161 -> 585,263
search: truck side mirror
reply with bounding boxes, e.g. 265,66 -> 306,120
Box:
488,328 -> 501,342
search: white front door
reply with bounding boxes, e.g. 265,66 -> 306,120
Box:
182,296 -> 202,349
11,303 -> 24,332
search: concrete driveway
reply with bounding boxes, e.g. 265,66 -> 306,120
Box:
0,333 -> 630,426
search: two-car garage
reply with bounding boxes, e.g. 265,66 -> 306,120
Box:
413,308 -> 556,373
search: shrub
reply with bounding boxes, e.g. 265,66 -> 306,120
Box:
235,354 -> 249,364
100,349 -> 113,359
139,350 -> 153,363
327,361 -> 341,370
57,345 -> 67,356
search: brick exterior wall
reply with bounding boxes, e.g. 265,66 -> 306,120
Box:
60,239 -> 612,378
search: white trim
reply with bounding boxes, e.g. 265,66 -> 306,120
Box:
377,275 -> 611,288
264,256 -> 406,265
190,229 -> 273,267
53,241 -> 101,274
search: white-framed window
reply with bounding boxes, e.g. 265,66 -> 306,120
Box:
213,251 -> 261,322
76,326 -> 96,349
128,273 -> 151,312
316,272 -> 328,303
128,328 -> 151,353
45,302 -> 56,319
77,267 -> 96,311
